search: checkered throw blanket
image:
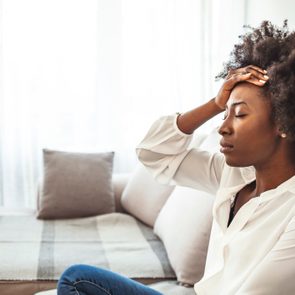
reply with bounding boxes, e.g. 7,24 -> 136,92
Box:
0,213 -> 175,281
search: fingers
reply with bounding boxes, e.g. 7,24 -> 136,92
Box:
226,66 -> 269,89
243,66 -> 269,82
218,65 -> 268,107
228,72 -> 252,86
235,72 -> 252,81
227,65 -> 269,84
246,76 -> 268,86
246,65 -> 267,75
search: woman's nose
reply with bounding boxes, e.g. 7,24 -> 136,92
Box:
218,118 -> 233,136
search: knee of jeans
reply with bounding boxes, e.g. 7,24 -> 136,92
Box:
58,264 -> 88,288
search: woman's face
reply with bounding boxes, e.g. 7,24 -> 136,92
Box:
218,82 -> 280,167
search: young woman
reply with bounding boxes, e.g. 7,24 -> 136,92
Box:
57,21 -> 295,294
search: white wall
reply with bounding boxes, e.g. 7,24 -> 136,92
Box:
246,0 -> 295,28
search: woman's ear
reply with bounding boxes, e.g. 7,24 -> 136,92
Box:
276,126 -> 287,138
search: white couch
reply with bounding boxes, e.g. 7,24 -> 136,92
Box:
0,128 -> 220,295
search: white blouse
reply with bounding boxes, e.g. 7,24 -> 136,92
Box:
136,114 -> 295,295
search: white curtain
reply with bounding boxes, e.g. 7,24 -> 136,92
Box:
0,0 -> 246,209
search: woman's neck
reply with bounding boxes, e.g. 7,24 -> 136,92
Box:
253,151 -> 295,196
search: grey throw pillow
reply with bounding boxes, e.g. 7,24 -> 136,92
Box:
37,149 -> 115,219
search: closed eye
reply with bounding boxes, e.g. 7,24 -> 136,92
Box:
222,113 -> 247,120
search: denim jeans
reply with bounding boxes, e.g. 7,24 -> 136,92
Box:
57,264 -> 163,295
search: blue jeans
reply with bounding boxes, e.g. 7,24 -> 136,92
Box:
57,264 -> 163,295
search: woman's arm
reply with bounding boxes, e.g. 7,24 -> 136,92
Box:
136,66 -> 268,193
136,114 -> 225,194
176,97 -> 223,134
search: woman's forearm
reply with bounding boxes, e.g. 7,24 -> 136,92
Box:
176,98 -> 223,134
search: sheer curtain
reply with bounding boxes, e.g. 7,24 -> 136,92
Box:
0,0 -> 246,209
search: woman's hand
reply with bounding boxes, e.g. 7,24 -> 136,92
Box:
215,65 -> 269,110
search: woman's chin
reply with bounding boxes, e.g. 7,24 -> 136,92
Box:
224,155 -> 250,167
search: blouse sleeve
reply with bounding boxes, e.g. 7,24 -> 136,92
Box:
136,114 -> 225,195
237,216 -> 295,294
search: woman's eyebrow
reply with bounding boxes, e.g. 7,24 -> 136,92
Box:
231,101 -> 248,107
225,101 -> 248,110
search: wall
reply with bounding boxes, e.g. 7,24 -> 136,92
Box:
246,0 -> 295,28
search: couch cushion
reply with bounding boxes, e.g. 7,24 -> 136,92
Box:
154,186 -> 214,285
121,164 -> 174,227
37,149 -> 115,219
0,213 -> 175,282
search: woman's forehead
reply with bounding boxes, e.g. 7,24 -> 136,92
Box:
227,83 -> 267,108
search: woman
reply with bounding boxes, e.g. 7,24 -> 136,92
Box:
58,21 -> 295,294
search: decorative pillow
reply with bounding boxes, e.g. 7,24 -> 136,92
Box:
120,164 -> 175,227
154,186 -> 214,285
37,149 -> 115,219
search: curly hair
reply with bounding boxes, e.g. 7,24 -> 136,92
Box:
216,20 -> 295,141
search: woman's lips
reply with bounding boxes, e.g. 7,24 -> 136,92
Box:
220,140 -> 234,153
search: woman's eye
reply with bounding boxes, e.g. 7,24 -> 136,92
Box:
235,114 -> 246,118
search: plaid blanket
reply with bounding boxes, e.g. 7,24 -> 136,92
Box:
0,213 -> 175,281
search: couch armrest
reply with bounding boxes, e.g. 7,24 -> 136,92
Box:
112,173 -> 131,213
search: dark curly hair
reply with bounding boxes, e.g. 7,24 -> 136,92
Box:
216,20 -> 295,141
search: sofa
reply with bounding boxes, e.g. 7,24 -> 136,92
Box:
0,127 -> 220,295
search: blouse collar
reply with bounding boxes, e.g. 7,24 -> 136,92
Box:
213,166 -> 295,234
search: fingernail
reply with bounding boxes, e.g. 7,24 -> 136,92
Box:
264,70 -> 267,73
259,79 -> 266,83
263,75 -> 269,79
